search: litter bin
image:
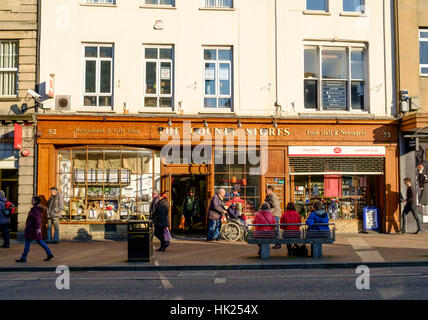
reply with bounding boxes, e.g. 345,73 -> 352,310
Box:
128,220 -> 153,262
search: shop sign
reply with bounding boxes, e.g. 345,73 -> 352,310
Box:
288,146 -> 386,157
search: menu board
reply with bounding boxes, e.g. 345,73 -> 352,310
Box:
265,177 -> 285,212
363,207 -> 379,231
322,81 -> 346,109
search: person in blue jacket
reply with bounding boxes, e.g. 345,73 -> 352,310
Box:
306,200 -> 330,231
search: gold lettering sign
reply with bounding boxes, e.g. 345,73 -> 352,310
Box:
158,127 -> 291,137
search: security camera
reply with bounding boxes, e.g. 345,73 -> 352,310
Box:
27,89 -> 42,101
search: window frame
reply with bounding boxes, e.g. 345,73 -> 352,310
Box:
303,45 -> 368,112
0,40 -> 19,98
420,29 -> 428,76
306,0 -> 328,12
142,0 -> 175,6
202,0 -> 233,9
142,45 -> 174,109
82,43 -> 114,110
84,0 -> 116,4
203,46 -> 233,109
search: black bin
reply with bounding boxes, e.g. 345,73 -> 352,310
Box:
128,220 -> 153,262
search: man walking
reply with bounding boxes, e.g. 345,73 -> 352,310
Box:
401,178 -> 423,234
264,185 -> 282,249
0,190 -> 10,248
46,187 -> 64,243
207,188 -> 227,241
182,187 -> 200,234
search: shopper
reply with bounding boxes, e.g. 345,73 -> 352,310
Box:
264,185 -> 281,249
182,187 -> 200,234
153,192 -> 170,251
149,189 -> 160,220
0,190 -> 10,248
400,178 -> 423,234
306,201 -> 330,231
16,196 -> 54,263
280,202 -> 302,256
207,188 -> 227,241
46,187 -> 64,243
253,202 -> 277,256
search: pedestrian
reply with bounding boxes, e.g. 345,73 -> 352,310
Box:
417,163 -> 428,203
253,202 -> 277,256
280,202 -> 302,256
0,190 -> 10,248
16,196 -> 54,263
182,187 -> 200,234
153,192 -> 170,251
306,200 -> 330,231
46,187 -> 64,244
400,178 -> 423,234
207,188 -> 227,241
149,189 -> 160,220
264,185 -> 281,249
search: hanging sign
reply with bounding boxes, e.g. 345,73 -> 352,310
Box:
288,146 -> 386,157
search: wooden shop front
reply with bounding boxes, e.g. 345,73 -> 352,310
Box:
36,115 -> 400,239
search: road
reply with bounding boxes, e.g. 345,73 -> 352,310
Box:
1,266 -> 428,300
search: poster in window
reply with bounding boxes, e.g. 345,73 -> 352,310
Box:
97,169 -> 107,183
121,169 -> 130,184
74,169 -> 85,184
161,67 -> 171,80
219,67 -> 229,81
205,68 -> 215,81
108,169 -> 119,183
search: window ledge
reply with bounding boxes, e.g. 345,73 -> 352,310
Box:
0,97 -> 19,101
340,12 -> 367,17
77,108 -> 115,113
80,3 -> 117,8
139,108 -> 176,114
139,5 -> 177,10
303,10 -> 331,16
199,7 -> 235,12
199,109 -> 235,114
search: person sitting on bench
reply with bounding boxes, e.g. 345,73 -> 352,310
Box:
306,200 -> 330,233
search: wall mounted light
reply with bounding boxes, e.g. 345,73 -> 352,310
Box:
168,118 -> 172,126
204,119 -> 208,128
237,119 -> 242,128
273,119 -> 278,128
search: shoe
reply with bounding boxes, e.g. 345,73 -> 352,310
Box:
215,238 -> 221,241
157,247 -> 165,251
414,230 -> 422,234
52,241 -> 59,244
397,229 -> 406,234
272,244 -> 281,249
164,242 -> 170,249
16,258 -> 26,263
44,254 -> 54,261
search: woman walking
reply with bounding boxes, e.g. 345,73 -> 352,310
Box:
16,196 -> 54,263
153,192 -> 170,252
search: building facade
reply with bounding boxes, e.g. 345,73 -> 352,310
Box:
0,0 -> 38,238
37,0 -> 398,239
396,0 -> 428,232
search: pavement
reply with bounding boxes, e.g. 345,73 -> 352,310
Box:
0,232 -> 428,271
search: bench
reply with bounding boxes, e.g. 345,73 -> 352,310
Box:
246,223 -> 335,259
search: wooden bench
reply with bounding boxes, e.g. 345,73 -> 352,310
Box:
246,223 -> 335,259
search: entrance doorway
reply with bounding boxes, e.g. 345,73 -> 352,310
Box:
170,174 -> 207,233
0,169 -> 19,234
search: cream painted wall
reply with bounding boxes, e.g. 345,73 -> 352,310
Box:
39,0 -> 394,117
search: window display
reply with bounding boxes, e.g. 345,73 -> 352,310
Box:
57,147 -> 156,223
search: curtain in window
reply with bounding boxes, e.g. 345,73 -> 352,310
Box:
0,41 -> 18,96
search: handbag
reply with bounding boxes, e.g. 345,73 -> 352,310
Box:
178,215 -> 185,229
292,244 -> 308,257
164,227 -> 172,242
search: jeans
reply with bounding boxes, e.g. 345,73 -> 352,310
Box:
21,239 -> 52,261
402,204 -> 422,232
47,218 -> 60,242
0,224 -> 10,247
207,219 -> 221,241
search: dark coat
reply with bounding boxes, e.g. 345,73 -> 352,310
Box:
306,209 -> 330,231
149,195 -> 160,219
24,206 -> 43,241
153,198 -> 170,228
208,193 -> 227,221
0,194 -> 9,225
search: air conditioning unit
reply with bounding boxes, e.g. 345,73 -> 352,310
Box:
55,95 -> 71,111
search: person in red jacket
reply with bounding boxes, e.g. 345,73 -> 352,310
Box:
16,196 -> 54,263
252,202 -> 277,256
280,202 -> 302,256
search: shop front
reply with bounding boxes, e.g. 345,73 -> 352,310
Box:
36,115 -> 399,239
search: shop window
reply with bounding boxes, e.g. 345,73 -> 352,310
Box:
57,147 -> 156,223
214,150 -> 260,217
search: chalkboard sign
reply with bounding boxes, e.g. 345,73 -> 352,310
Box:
322,81 -> 347,109
363,207 -> 380,231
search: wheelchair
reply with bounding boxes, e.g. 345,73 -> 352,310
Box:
220,216 -> 248,242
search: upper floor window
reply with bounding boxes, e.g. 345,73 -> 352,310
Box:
343,0 -> 364,13
143,46 -> 174,108
306,0 -> 327,11
204,0 -> 233,8
85,0 -> 115,4
420,29 -> 428,76
83,44 -> 113,108
144,0 -> 174,5
0,41 -> 18,97
204,47 -> 233,109
304,46 -> 367,111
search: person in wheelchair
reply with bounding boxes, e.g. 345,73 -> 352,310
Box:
226,203 -> 248,231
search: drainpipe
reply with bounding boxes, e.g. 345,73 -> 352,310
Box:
34,0 -> 42,195
274,0 -> 279,110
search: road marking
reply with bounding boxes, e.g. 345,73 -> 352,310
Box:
348,237 -> 386,262
214,277 -> 226,284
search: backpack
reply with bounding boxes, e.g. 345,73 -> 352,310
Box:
292,244 -> 308,257
4,201 -> 16,217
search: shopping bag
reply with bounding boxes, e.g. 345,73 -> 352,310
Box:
164,227 -> 172,241
179,215 -> 185,229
